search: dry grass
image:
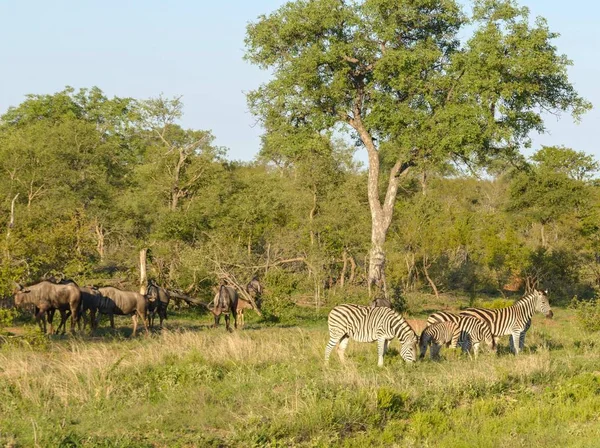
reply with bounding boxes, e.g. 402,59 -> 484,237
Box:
1,308 -> 600,447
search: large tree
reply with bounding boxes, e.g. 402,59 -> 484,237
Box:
245,0 -> 590,296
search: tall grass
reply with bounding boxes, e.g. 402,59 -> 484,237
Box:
1,307 -> 600,447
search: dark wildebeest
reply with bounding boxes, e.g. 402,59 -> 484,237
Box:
146,280 -> 170,330
79,286 -> 116,332
246,277 -> 262,301
13,280 -> 81,334
370,297 -> 392,308
235,277 -> 263,328
97,287 -> 149,336
212,284 -> 238,332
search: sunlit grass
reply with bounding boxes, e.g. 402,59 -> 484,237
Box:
1,305 -> 600,447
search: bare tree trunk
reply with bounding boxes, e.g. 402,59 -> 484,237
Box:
94,221 -> 105,261
404,252 -> 416,291
349,254 -> 356,285
340,249 -> 348,287
422,256 -> 439,299
540,223 -> 546,248
5,193 -> 19,259
139,248 -> 148,294
265,243 -> 271,275
309,186 -> 317,246
369,227 -> 388,298
351,116 -> 411,299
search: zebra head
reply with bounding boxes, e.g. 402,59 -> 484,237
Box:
535,289 -> 553,319
400,332 -> 418,363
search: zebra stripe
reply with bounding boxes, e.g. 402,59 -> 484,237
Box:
456,316 -> 496,358
419,321 -> 460,359
460,289 -> 552,354
325,304 -> 418,367
426,311 -> 460,327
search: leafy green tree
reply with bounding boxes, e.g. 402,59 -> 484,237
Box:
245,0 -> 590,297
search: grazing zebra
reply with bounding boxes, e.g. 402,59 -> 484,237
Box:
460,289 -> 552,354
419,321 -> 460,360
426,310 -> 461,327
456,315 -> 496,358
325,304 -> 418,367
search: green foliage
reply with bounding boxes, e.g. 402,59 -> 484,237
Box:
570,296 -> 600,332
0,308 -> 16,328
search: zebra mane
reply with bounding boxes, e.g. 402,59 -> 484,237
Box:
513,289 -> 544,307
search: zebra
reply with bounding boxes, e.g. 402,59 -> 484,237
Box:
460,289 -> 552,354
426,310 -> 461,327
456,315 -> 496,358
419,321 -> 460,360
325,304 -> 418,367
426,312 -> 496,358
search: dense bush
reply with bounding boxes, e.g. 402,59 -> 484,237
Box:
570,296 -> 600,332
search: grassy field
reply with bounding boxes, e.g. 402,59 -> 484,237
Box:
1,297 -> 600,447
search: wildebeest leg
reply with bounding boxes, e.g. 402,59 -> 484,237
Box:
233,310 -> 238,330
35,307 -> 46,334
140,310 -> 149,336
238,310 -> 244,329
86,309 -> 97,333
131,314 -> 138,337
225,313 -> 231,332
148,309 -> 155,329
56,310 -> 71,335
213,312 -> 221,328
71,300 -> 82,334
36,307 -> 52,334
159,306 -> 166,329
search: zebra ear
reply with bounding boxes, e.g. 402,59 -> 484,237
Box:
543,289 -> 549,295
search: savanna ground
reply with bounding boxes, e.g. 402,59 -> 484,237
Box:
1,293 -> 600,448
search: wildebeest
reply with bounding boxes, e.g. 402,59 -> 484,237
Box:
370,297 -> 392,308
13,280 -> 81,334
146,279 -> 170,329
212,284 -> 238,332
97,287 -> 149,336
246,277 -> 262,303
405,318 -> 428,337
79,286 -> 115,332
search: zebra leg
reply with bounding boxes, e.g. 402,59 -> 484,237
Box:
519,319 -> 531,351
324,336 -> 340,364
383,339 -> 389,356
473,342 -> 480,359
511,331 -> 521,355
431,343 -> 441,360
459,338 -> 472,358
377,338 -> 387,367
337,336 -> 350,363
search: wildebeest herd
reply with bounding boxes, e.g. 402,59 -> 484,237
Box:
11,276 -> 263,336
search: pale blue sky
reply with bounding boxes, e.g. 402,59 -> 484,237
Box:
0,1 -> 597,162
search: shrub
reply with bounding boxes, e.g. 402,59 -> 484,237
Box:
570,295 -> 600,332
0,308 -> 17,329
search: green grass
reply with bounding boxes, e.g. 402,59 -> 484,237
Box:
1,301 -> 600,447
